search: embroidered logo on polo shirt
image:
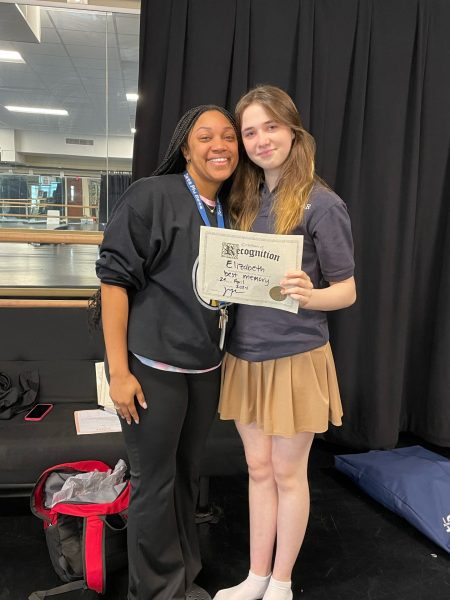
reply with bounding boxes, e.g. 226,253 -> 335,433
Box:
443,515 -> 450,533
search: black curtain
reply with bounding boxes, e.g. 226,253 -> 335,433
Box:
0,175 -> 29,215
99,172 -> 132,224
133,0 -> 450,449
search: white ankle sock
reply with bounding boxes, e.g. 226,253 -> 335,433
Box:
262,577 -> 293,600
214,570 -> 271,600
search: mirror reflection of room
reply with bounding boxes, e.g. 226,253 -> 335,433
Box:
0,2 -> 139,295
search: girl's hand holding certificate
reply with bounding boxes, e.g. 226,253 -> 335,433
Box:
280,270 -> 313,307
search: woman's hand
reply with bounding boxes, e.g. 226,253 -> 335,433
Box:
281,275 -> 356,311
280,270 -> 314,307
109,371 -> 147,425
101,283 -> 147,425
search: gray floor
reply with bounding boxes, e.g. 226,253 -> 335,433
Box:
0,243 -> 100,289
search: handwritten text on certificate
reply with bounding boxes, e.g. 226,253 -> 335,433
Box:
197,227 -> 304,313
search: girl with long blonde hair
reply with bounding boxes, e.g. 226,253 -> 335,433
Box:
215,86 -> 356,600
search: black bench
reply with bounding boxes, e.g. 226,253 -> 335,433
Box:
0,308 -> 246,500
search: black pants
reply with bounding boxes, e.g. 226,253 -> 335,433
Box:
122,354 -> 220,600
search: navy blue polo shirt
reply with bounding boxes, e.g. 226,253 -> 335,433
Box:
227,183 -> 355,362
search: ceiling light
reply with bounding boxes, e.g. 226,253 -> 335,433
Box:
126,93 -> 139,102
5,106 -> 69,116
131,128 -> 136,134
0,50 -> 25,63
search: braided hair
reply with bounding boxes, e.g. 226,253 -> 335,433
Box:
153,104 -> 237,176
88,104 -> 237,330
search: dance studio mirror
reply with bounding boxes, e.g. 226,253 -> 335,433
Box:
0,1 -> 139,300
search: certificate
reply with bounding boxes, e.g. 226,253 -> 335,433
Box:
197,227 -> 304,313
74,409 -> 121,435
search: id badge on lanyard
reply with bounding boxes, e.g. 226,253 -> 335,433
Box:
184,171 -> 228,349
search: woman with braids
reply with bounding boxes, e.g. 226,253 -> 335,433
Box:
214,86 -> 356,600
95,105 -> 238,600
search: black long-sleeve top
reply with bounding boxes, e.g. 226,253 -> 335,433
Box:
96,173 -> 224,370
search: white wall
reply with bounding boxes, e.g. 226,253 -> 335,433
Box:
0,129 -> 16,162
15,130 -> 133,160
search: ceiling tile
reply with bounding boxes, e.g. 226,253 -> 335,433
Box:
0,7 -> 139,146
25,53 -> 73,67
114,15 -> 139,36
40,28 -> 60,45
117,34 -> 139,48
13,41 -> 64,57
59,30 -> 110,48
48,11 -> 107,34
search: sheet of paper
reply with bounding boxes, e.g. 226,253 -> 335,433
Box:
197,227 -> 304,313
74,409 -> 121,435
95,362 -> 117,414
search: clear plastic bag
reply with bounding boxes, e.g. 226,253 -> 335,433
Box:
49,459 -> 128,507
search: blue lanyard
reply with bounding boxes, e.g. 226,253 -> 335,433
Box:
183,171 -> 225,229
184,170 -> 229,313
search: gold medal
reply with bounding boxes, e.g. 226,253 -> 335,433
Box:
269,286 -> 286,302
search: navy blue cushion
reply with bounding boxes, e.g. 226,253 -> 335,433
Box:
335,445 -> 450,553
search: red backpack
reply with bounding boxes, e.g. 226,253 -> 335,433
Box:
29,460 -> 130,598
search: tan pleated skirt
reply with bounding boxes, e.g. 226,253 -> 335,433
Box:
219,342 -> 343,437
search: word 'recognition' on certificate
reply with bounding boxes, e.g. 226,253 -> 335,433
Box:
197,227 -> 304,313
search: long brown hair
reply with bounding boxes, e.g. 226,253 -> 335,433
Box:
229,85 -> 319,234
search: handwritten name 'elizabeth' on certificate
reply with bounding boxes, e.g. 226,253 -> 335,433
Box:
197,227 -> 304,313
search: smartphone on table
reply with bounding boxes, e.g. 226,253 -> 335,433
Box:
24,403 -> 53,421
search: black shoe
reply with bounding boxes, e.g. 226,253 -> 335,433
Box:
186,583 -> 212,600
